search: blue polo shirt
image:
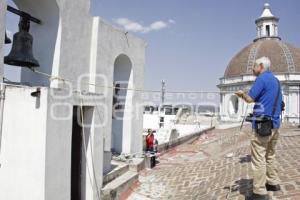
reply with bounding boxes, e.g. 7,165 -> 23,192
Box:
248,70 -> 282,129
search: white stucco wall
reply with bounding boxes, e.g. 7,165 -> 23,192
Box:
143,114 -> 160,130
0,86 -> 48,200
0,0 -> 145,198
93,18 -> 146,154
0,86 -> 105,200
12,0 -> 146,155
256,19 -> 278,38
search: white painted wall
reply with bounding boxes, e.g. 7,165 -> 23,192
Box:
93,18 -> 146,154
3,0 -> 145,154
0,86 -> 48,200
256,19 -> 278,38
143,114 -> 160,130
112,54 -> 133,154
0,86 -> 105,200
0,0 -> 145,197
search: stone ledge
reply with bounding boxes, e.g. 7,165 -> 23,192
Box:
157,127 -> 215,154
103,161 -> 129,186
101,171 -> 138,200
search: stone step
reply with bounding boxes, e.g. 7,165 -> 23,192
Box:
103,161 -> 129,186
101,171 -> 139,200
129,158 -> 145,172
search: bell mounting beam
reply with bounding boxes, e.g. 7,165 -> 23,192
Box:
7,5 -> 42,24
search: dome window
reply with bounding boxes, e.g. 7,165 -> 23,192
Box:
266,25 -> 270,37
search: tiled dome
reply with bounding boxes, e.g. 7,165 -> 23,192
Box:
224,39 -> 300,78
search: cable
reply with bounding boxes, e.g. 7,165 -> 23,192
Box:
30,68 -> 242,94
80,100 -> 101,200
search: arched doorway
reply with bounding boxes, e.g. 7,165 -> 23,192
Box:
229,95 -> 239,116
111,54 -> 133,154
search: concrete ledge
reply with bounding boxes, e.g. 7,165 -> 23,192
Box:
101,171 -> 139,200
157,127 -> 215,153
103,161 -> 129,186
129,158 -> 145,172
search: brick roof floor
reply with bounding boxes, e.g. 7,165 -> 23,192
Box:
125,124 -> 300,200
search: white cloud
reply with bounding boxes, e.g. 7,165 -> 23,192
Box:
168,19 -> 176,24
113,18 -> 175,33
149,21 -> 168,31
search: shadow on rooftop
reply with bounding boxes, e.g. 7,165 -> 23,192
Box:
224,178 -> 253,199
239,154 -> 251,163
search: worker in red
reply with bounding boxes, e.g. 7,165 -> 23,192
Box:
146,129 -> 155,152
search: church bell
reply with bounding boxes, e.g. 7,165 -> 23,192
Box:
5,32 -> 11,44
4,17 -> 39,68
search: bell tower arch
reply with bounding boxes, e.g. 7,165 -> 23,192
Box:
10,0 -> 60,86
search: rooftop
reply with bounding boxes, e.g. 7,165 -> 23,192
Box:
125,125 -> 300,199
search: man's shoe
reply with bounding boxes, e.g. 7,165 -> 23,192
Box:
266,183 -> 281,191
248,193 -> 270,200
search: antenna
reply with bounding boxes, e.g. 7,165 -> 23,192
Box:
161,80 -> 166,106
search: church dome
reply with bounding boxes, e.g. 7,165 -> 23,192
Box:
224,39 -> 300,78
224,3 -> 300,78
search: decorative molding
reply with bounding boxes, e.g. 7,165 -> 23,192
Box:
276,41 -> 296,73
246,41 -> 262,73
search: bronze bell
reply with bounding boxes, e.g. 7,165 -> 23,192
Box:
4,17 -> 39,68
5,32 -> 11,44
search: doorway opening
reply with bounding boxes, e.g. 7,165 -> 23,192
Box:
71,106 -> 94,200
229,95 -> 239,115
111,54 -> 133,154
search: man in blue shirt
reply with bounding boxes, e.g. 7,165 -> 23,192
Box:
236,57 -> 282,200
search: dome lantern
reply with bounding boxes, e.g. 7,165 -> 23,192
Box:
255,3 -> 280,41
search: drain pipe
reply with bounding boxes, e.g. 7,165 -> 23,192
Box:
0,83 -> 6,155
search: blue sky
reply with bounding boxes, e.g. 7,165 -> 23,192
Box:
91,0 -> 300,92
5,0 -> 300,92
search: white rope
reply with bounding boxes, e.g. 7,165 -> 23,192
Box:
80,100 -> 101,200
30,68 -> 240,94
